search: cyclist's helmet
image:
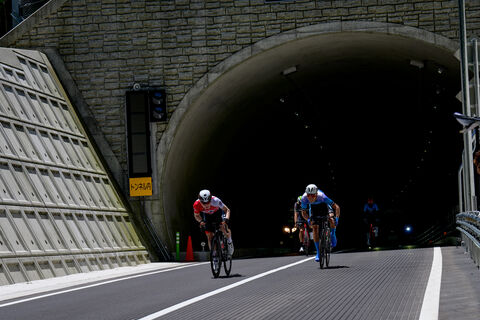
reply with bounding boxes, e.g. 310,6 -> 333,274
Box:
305,184 -> 318,195
198,189 -> 212,203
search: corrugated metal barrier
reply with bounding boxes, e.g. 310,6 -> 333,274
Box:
0,47 -> 149,285
456,211 -> 480,268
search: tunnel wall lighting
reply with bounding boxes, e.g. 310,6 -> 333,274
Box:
282,65 -> 297,76
410,59 -> 424,69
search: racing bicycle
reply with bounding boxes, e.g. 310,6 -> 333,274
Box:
209,222 -> 232,278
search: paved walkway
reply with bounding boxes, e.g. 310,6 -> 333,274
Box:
440,246 -> 480,320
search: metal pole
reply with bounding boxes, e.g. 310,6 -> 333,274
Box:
472,38 -> 480,115
459,163 -> 464,212
473,39 -> 480,211
459,0 -> 475,210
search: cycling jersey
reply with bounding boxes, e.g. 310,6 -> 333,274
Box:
194,196 -> 226,233
193,196 -> 224,215
300,190 -> 334,209
294,196 -> 307,224
364,203 -> 379,214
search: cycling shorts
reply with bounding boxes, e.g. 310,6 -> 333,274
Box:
363,214 -> 379,231
309,203 -> 329,225
295,210 -> 307,225
202,210 -> 225,233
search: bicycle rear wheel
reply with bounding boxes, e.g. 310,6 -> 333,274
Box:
223,238 -> 232,276
210,235 -> 221,278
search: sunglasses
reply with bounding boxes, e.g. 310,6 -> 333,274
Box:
307,194 -> 316,197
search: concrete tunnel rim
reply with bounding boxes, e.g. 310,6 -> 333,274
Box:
155,21 -> 459,247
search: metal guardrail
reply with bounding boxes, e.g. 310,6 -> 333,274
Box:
414,211 -> 457,245
142,215 -> 172,262
415,223 -> 447,245
456,211 -> 480,268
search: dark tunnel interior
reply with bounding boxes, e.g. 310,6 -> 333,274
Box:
164,34 -> 464,253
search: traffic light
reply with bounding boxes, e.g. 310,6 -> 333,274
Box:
149,89 -> 167,122
125,90 -> 152,178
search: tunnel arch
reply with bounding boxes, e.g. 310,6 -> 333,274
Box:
156,21 -> 461,250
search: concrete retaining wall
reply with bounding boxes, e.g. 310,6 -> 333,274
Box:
0,47 -> 149,285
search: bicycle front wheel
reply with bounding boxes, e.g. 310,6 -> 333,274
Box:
223,238 -> 232,276
210,235 -> 221,278
319,229 -> 326,269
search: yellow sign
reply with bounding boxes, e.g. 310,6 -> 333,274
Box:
129,177 -> 152,196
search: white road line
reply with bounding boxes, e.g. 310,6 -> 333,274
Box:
418,247 -> 442,320
0,262 -> 208,308
137,257 -> 312,320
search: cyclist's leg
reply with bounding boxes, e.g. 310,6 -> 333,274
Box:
219,210 -> 232,240
204,214 -> 216,250
218,211 -> 234,256
205,232 -> 214,250
328,213 -> 337,248
331,228 -> 337,248
297,221 -> 305,252
222,223 -> 234,256
298,223 -> 304,243
311,224 -> 320,260
363,217 -> 370,247
303,223 -> 310,253
310,204 -> 327,261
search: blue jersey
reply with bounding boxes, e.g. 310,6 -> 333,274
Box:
364,203 -> 379,214
300,190 -> 334,210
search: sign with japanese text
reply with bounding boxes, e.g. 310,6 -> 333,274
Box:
129,177 -> 152,196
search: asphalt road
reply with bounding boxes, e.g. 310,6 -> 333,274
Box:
0,247 -> 476,320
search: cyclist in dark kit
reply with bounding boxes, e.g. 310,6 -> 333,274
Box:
363,197 -> 379,247
294,195 -> 308,253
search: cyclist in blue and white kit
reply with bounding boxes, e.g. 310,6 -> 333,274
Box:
301,184 -> 340,262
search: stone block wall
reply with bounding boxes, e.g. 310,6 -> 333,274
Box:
1,0 -> 478,179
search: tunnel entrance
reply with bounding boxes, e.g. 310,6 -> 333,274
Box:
160,26 -> 462,253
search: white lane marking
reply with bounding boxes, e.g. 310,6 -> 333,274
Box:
137,257 -> 312,320
419,247 -> 442,320
0,262 -> 208,308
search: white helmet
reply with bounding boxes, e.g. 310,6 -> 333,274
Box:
305,184 -> 318,195
198,189 -> 212,203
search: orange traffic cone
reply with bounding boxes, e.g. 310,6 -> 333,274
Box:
185,235 -> 194,262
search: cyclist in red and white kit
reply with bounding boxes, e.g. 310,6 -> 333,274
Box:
193,189 -> 234,256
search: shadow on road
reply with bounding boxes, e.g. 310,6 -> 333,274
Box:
216,273 -> 243,279
321,266 -> 350,269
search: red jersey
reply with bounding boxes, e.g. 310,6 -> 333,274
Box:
193,196 -> 224,215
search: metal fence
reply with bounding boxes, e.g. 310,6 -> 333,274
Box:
456,211 -> 480,268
